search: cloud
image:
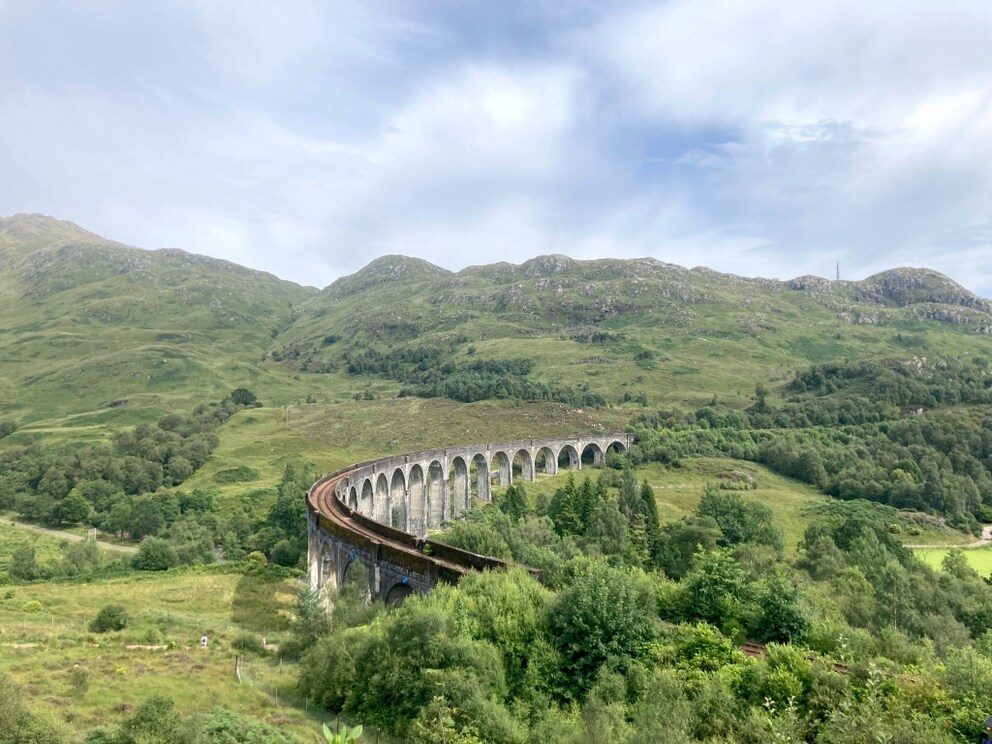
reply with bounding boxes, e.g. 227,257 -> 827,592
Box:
0,1 -> 990,295
583,0 -> 992,288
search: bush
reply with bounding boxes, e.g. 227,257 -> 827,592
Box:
134,537 -> 178,571
90,603 -> 129,633
231,632 -> 262,653
21,599 -> 43,613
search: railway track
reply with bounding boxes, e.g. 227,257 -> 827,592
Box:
309,469 -> 482,580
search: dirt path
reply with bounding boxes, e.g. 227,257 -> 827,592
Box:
3,519 -> 138,554
906,524 -> 992,550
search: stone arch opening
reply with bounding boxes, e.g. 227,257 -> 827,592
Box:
427,460 -> 445,529
581,442 -> 604,467
470,453 -> 490,502
385,582 -> 414,605
408,465 -> 426,536
448,456 -> 469,519
535,446 -> 557,476
605,440 -> 627,467
341,559 -> 372,601
492,450 -> 512,486
390,468 -> 407,530
558,445 -> 580,471
375,473 -> 390,523
512,449 -> 534,481
359,478 -> 374,516
348,486 -> 359,511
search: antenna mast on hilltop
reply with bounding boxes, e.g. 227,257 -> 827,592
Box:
836,262 -> 840,281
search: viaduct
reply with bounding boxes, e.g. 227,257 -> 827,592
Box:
307,433 -> 632,604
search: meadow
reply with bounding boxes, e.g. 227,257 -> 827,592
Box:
914,546 -> 992,577
0,565 -> 326,740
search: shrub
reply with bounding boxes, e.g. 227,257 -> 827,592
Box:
246,551 -> 267,566
90,604 -> 129,632
134,537 -> 178,571
231,632 -> 262,653
21,600 -> 43,613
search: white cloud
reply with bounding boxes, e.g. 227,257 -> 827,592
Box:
1,1 -> 991,295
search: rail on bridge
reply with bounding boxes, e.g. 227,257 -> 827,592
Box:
307,433 -> 632,603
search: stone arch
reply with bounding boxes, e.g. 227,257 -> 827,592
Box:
426,460 -> 446,529
341,558 -> 372,601
375,473 -> 390,523
492,450 -> 512,486
535,446 -> 557,475
512,448 -> 534,481
384,581 -> 414,605
470,453 -> 490,502
606,440 -> 628,456
359,478 -> 374,516
348,486 -> 359,511
448,456 -> 469,518
408,464 -> 426,536
558,444 -> 580,471
581,442 -> 604,467
390,468 -> 407,530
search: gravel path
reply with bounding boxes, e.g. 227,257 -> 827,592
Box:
906,524 -> 992,550
3,519 -> 138,554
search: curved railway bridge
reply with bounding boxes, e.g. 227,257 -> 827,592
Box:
307,433 -> 632,604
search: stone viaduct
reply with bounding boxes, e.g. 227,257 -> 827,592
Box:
307,433 -> 632,604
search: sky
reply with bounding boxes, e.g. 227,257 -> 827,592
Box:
1,1 -> 991,295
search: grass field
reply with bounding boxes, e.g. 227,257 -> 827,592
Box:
0,566 -> 327,740
914,547 -> 992,577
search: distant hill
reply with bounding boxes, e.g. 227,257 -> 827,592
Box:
0,214 -> 316,421
2,213 -> 990,422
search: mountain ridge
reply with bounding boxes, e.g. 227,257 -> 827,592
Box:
2,212 -> 990,422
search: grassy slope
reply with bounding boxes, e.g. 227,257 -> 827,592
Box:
0,566 -> 318,739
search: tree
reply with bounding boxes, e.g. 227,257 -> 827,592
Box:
679,548 -> 749,629
128,495 -> 165,539
134,537 -> 177,571
228,388 -> 258,407
495,483 -> 528,521
9,543 -> 38,581
0,419 -> 18,440
53,490 -> 90,525
548,560 -> 654,699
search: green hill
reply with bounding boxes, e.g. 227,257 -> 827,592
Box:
0,214 -> 318,421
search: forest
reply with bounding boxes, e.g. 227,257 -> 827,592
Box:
295,462 -> 992,743
0,389 -> 315,580
634,358 -> 992,531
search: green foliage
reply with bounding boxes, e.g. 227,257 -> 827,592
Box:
133,537 -> 178,571
634,358 -> 992,525
0,419 -> 18,440
548,560 -> 655,699
322,722 -> 363,743
9,543 -> 38,581
89,603 -> 129,633
227,388 -> 259,407
0,672 -> 71,744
